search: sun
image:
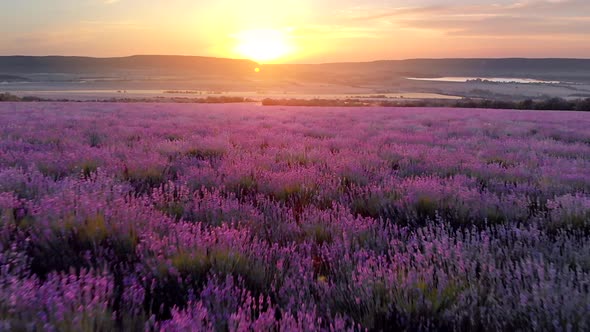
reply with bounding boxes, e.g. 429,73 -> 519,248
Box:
234,29 -> 293,63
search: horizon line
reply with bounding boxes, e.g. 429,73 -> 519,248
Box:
1,54 -> 589,66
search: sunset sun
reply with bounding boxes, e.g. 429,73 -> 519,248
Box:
234,29 -> 293,63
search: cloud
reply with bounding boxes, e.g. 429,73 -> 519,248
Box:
335,0 -> 590,37
347,0 -> 590,19
397,16 -> 590,37
80,20 -> 146,29
294,25 -> 381,39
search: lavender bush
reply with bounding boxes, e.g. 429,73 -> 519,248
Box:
0,102 -> 589,331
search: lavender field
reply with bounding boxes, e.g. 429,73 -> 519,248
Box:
0,102 -> 589,331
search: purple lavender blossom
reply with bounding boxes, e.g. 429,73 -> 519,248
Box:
0,102 -> 589,331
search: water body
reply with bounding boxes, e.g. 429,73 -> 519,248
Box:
7,89 -> 462,101
406,77 -> 562,84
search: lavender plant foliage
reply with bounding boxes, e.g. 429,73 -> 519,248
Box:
0,102 -> 589,331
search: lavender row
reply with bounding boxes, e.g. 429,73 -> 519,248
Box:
0,103 -> 589,331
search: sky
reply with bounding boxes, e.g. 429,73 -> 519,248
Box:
1,0 -> 589,63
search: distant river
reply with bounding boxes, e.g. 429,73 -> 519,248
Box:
406,77 -> 562,84
6,89 -> 462,101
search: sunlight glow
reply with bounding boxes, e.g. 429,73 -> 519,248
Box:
234,29 -> 294,63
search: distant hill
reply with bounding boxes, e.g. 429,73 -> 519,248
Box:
0,55 -> 258,77
0,74 -> 30,82
265,58 -> 590,83
1,55 -> 589,84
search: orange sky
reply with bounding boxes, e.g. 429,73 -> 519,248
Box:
1,0 -> 589,63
